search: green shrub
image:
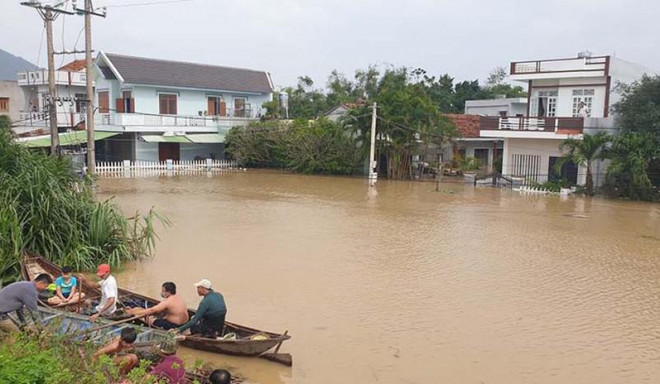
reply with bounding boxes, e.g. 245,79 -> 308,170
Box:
0,129 -> 167,285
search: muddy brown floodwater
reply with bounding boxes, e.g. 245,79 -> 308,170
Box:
97,172 -> 660,384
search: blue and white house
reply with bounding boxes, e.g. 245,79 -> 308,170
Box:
93,52 -> 274,162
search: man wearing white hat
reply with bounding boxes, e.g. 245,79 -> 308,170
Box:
176,279 -> 227,338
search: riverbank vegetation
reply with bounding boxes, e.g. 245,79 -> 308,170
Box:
0,127 -> 166,285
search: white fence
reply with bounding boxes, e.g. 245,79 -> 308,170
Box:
95,159 -> 238,177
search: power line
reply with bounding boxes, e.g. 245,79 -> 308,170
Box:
103,0 -> 208,8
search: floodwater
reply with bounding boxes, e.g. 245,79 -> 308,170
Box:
97,172 -> 660,384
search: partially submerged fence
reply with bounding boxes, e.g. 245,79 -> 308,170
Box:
95,159 -> 238,177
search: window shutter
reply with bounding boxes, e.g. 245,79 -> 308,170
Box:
115,98 -> 124,113
219,101 -> 226,116
129,98 -> 135,113
208,98 -> 215,115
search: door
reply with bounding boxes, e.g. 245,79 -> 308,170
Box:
158,143 -> 180,161
548,157 -> 578,185
474,148 -> 489,170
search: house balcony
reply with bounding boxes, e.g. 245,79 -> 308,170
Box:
510,56 -> 609,81
94,110 -> 260,133
479,116 -> 583,140
17,70 -> 89,87
17,111 -> 85,128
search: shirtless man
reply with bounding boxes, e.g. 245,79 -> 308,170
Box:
126,282 -> 189,330
93,327 -> 139,375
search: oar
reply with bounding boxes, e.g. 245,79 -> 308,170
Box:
260,330 -> 292,367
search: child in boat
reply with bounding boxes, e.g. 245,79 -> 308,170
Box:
47,266 -> 85,306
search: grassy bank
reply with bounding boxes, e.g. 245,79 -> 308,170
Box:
0,126 -> 167,285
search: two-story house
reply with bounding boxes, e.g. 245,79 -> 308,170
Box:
15,60 -> 89,137
93,52 -> 274,162
479,53 -> 655,187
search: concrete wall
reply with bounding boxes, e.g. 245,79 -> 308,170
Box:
464,99 -> 527,116
530,77 -> 608,118
608,57 -> 658,109
0,81 -> 25,122
180,143 -> 224,160
135,138 -> 159,162
124,85 -> 270,118
502,138 -> 604,185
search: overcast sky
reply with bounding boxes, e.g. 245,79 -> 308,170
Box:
1,0 -> 658,89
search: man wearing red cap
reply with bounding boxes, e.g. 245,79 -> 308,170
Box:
79,264 -> 118,321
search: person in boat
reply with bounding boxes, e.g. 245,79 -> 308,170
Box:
79,264 -> 118,322
209,369 -> 232,384
148,338 -> 187,384
175,279 -> 227,338
93,327 -> 139,375
47,266 -> 86,306
125,282 -> 189,330
0,273 -> 53,335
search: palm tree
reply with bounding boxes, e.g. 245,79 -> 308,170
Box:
557,132 -> 612,196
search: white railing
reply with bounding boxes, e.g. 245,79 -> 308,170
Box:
95,159 -> 238,176
18,111 -> 85,127
95,110 -> 262,128
512,57 -> 607,75
16,70 -> 88,86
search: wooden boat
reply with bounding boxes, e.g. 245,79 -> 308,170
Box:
31,307 -> 241,383
21,252 -> 292,365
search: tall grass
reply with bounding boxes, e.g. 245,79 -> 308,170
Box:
0,128 -> 168,286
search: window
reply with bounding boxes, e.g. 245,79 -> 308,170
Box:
234,97 -> 246,117
572,89 -> 594,117
122,91 -> 134,113
98,91 -> 109,114
0,98 -> 8,112
207,96 -> 226,116
159,94 -> 177,115
530,90 -> 558,117
74,93 -> 86,113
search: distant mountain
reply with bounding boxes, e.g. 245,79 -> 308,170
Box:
0,49 -> 39,81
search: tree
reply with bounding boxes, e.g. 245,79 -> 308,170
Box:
486,66 -> 507,87
608,75 -> 660,200
557,132 -> 612,196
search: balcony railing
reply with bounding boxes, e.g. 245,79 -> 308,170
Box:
18,111 -> 85,128
95,108 -> 260,127
510,56 -> 608,75
17,70 -> 88,87
480,116 -> 584,133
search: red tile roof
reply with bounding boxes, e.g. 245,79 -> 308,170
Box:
58,60 -> 87,72
444,114 -> 482,138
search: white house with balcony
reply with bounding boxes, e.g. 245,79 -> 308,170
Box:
93,52 -> 274,162
480,53 -> 655,187
15,60 -> 89,136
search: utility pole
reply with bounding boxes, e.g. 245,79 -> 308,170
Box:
368,102 -> 378,186
76,0 -> 106,175
21,2 -> 73,155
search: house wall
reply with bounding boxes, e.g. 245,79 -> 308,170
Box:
180,143 -> 224,160
464,99 -> 527,116
135,138 -> 159,162
502,138 -> 600,185
608,57 -> 658,109
530,77 -> 608,118
452,140 -> 503,173
0,80 -> 25,122
124,85 -> 270,118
